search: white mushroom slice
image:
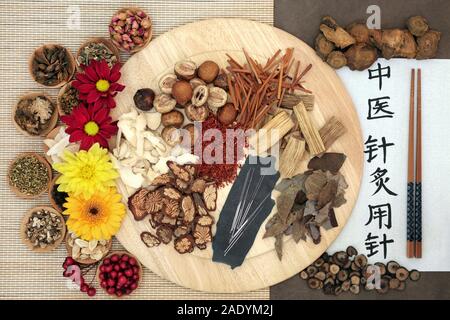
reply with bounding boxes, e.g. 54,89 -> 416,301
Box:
43,138 -> 56,148
136,131 -> 144,157
170,144 -> 189,157
118,120 -> 137,147
145,112 -> 162,131
144,139 -> 154,151
175,153 -> 199,165
120,109 -> 138,121
47,134 -> 70,156
136,113 -> 147,131
120,166 -> 145,189
154,156 -> 176,174
120,157 -> 139,167
145,168 -> 159,183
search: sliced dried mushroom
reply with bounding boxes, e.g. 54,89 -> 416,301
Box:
167,161 -> 191,182
141,231 -> 161,247
162,198 -> 180,219
181,195 -> 196,224
193,193 -> 209,216
202,183 -> 217,211
196,214 -> 214,227
191,178 -> 206,193
128,188 -> 151,221
162,186 -> 182,201
174,234 -> 195,254
193,225 -> 212,248
156,225 -> 173,244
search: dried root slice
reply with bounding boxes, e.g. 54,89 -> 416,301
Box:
149,212 -> 164,229
315,33 -> 335,60
174,234 -> 195,254
279,136 -> 306,179
167,161 -> 191,182
151,173 -> 173,187
320,16 -> 356,49
395,267 -> 409,281
196,214 -> 214,227
162,198 -> 180,219
409,269 -> 420,281
175,178 -> 190,192
346,22 -> 370,44
161,215 -> 177,226
345,43 -> 378,71
193,225 -> 212,249
416,30 -> 441,59
203,183 -> 217,211
156,225 -> 173,244
319,116 -> 347,150
191,178 -> 206,193
181,195 -> 196,224
128,188 -> 151,221
386,261 -> 400,275
174,225 -> 190,238
326,51 -> 347,69
162,186 -> 182,201
193,193 -> 209,216
141,231 -> 161,248
293,102 -> 325,156
407,16 -> 429,37
280,93 -> 314,111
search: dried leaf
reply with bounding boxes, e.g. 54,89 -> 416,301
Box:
304,200 -> 318,217
275,234 -> 283,260
308,153 -> 346,173
322,208 -> 339,230
263,217 -> 289,238
305,171 -> 327,200
315,202 -> 332,225
292,219 -> 307,243
306,222 -> 321,244
274,173 -> 308,193
317,180 -> 338,209
277,185 -> 301,223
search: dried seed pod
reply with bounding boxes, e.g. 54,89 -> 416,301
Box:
395,267 -> 409,281
161,126 -> 182,146
174,60 -> 197,80
350,275 -> 360,286
196,214 -> 214,227
329,264 -> 340,275
409,269 -> 421,281
167,161 -> 191,182
314,258 -> 325,268
162,186 -> 182,201
389,278 -> 401,290
346,245 -> 358,257
193,193 -> 209,216
134,88 -> 155,112
207,87 -> 227,109
386,261 -> 400,275
189,77 -> 206,89
191,85 -> 209,107
354,254 -> 367,269
155,225 -> 173,244
174,234 -> 195,254
141,231 -> 161,247
326,51 -> 347,69
185,104 -> 209,122
315,33 -> 335,60
203,183 -> 217,211
341,280 -> 351,292
300,271 -> 309,280
161,110 -> 184,128
306,265 -> 318,278
172,81 -> 193,106
314,271 -> 326,281
158,73 -> 178,94
407,16 -> 429,37
154,94 -> 176,113
162,198 -> 180,219
181,195 -> 196,224
307,278 -> 321,289
198,60 -> 219,83
349,284 -> 360,295
377,277 -> 390,294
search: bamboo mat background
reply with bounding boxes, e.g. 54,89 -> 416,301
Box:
0,0 -> 273,300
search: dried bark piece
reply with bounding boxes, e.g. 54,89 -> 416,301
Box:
193,225 -> 212,248
305,171 -> 328,200
162,186 -> 182,201
151,173 -> 173,187
306,222 -> 321,244
196,214 -> 214,227
319,117 -> 347,150
280,93 -> 315,111
174,234 -> 195,254
191,178 -> 206,193
140,231 -> 161,248
167,161 -> 191,182
181,195 -> 196,224
203,183 -> 217,211
308,153 -> 346,173
193,193 -> 209,216
293,102 -> 325,156
156,225 -> 173,244
279,136 -> 306,179
292,218 -> 307,243
162,198 -> 180,219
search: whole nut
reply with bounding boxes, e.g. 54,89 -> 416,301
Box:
189,77 -> 206,89
198,60 -> 219,83
154,94 -> 176,113
161,126 -> 182,146
217,103 -> 238,126
185,104 -> 209,122
161,110 -> 184,128
172,81 -> 193,106
174,60 -> 197,80
158,73 -> 177,94
214,73 -> 229,90
191,85 -> 209,107
133,88 -> 155,112
207,87 -> 228,109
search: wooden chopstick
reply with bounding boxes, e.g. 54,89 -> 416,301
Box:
415,69 -> 422,258
407,69 -> 416,258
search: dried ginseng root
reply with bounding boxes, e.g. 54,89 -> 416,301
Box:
299,247 -> 421,295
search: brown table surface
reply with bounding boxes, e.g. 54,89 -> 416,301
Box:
271,0 -> 450,300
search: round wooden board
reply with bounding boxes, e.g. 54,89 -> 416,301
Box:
113,18 -> 363,293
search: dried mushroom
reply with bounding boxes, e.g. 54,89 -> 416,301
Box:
315,33 -> 335,60
320,16 -> 355,49
141,231 -> 161,247
406,16 -> 429,37
416,30 -> 441,59
345,43 -> 378,71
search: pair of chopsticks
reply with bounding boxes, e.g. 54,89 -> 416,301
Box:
407,69 -> 422,258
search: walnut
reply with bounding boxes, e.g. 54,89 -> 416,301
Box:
203,183 -> 217,211
174,234 -> 195,254
141,231 -> 161,248
167,161 -> 191,182
181,195 -> 196,224
193,193 -> 209,216
162,186 -> 182,201
193,225 -> 212,249
156,225 -> 173,244
196,214 -> 214,227
162,198 -> 180,219
128,188 -> 150,221
191,178 -> 206,193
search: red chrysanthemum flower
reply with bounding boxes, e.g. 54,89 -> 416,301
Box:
72,59 -> 125,109
61,104 -> 118,150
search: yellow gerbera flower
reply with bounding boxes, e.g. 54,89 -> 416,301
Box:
53,143 -> 118,198
63,188 -> 126,241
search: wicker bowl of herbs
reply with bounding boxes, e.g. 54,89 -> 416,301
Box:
76,37 -> 120,69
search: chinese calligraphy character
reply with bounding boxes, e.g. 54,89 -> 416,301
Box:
368,63 -> 391,90
370,167 -> 398,196
366,203 -> 392,229
364,233 -> 394,259
364,136 -> 395,163
367,96 -> 393,120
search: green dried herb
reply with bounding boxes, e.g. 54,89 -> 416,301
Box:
9,155 -> 49,195
60,84 -> 79,115
78,42 -> 117,68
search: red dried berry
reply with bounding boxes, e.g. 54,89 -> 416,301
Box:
87,288 -> 96,297
80,283 -> 89,292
